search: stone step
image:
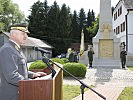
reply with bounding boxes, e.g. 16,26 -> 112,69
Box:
93,66 -> 121,69
92,58 -> 121,69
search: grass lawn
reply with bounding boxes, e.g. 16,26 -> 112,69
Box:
128,66 -> 133,71
63,85 -> 89,100
117,87 -> 133,100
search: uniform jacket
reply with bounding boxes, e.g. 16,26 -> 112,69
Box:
88,50 -> 94,61
0,40 -> 34,100
120,50 -> 127,60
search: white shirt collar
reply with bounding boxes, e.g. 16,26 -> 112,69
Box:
9,39 -> 20,49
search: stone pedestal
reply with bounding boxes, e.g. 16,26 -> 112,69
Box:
93,30 -> 121,68
93,30 -> 120,60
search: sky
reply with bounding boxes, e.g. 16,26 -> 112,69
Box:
12,0 -> 119,18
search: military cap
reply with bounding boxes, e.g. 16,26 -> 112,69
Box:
9,23 -> 30,34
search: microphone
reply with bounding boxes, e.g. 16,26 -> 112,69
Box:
33,47 -> 51,54
42,57 -> 56,78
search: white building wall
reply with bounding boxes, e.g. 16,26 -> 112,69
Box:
128,35 -> 133,54
113,1 -> 127,43
127,11 -> 133,34
127,11 -> 133,54
113,1 -> 133,65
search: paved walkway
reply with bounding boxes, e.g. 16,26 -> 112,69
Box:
72,85 -> 123,100
63,68 -> 133,100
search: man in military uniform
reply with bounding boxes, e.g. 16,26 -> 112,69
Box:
0,23 -> 46,100
88,46 -> 94,68
120,42 -> 127,69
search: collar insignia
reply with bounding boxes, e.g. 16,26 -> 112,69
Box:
15,45 -> 19,51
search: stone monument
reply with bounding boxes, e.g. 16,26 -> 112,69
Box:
93,0 -> 121,68
79,30 -> 88,65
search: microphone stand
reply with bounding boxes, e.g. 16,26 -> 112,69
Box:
42,54 -> 106,100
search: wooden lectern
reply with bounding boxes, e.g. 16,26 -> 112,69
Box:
19,64 -> 63,100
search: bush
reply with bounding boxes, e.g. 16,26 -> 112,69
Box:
63,63 -> 87,78
29,60 -> 47,70
51,58 -> 64,64
61,58 -> 69,63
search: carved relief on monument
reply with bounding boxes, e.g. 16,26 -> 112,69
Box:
99,39 -> 113,58
100,23 -> 112,39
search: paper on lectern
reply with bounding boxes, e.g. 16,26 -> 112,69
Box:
34,73 -> 52,80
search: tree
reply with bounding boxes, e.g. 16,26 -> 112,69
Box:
43,0 -> 49,36
46,1 -> 61,55
57,4 -> 72,53
84,9 -> 96,42
86,9 -> 92,27
91,10 -> 95,22
79,8 -> 86,31
27,0 -> 97,55
28,1 -> 46,38
86,15 -> 99,43
70,10 -> 80,42
59,4 -> 71,38
43,0 -> 49,15
0,0 -> 25,31
47,1 -> 60,38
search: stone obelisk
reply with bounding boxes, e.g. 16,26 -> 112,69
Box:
93,0 -> 121,68
99,0 -> 112,30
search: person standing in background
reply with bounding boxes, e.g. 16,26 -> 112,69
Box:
66,48 -> 72,59
69,48 -> 76,62
88,45 -> 94,68
120,42 -> 127,69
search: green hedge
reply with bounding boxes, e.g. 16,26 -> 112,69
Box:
29,58 -> 66,70
61,58 -> 69,63
51,58 -> 65,64
29,60 -> 47,70
63,63 -> 87,78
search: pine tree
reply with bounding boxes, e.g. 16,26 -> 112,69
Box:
86,15 -> 99,42
91,10 -> 95,22
58,4 -> 72,53
28,1 -> 45,38
71,10 -> 80,42
85,9 -> 96,42
43,0 -> 49,14
59,4 -> 71,38
27,0 -> 97,55
87,9 -> 92,27
46,1 -> 61,55
43,0 -> 49,36
47,1 -> 60,38
79,8 -> 86,31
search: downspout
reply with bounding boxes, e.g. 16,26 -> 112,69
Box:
125,10 -> 129,51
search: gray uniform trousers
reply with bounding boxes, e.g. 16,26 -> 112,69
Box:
0,40 -> 34,100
